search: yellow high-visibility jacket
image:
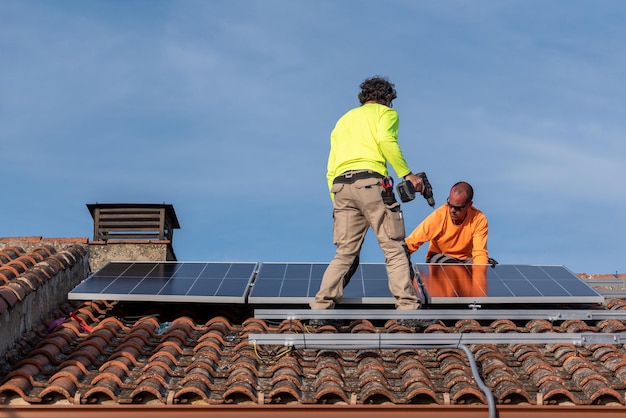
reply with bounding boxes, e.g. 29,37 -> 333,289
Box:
326,103 -> 411,193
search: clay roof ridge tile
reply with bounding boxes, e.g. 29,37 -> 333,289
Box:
225,367 -> 257,388
0,285 -> 20,307
404,384 -> 441,404
6,281 -> 28,300
483,366 -> 522,391
153,341 -> 187,357
83,383 -> 118,403
39,375 -> 76,402
121,328 -> 157,347
491,381 -> 532,404
357,368 -> 391,390
270,356 -> 303,375
1,265 -> 20,280
473,345 -> 506,363
314,350 -> 347,364
0,268 -> 17,285
0,376 -> 32,400
602,353 -> 626,373
2,365 -> 43,387
269,369 -> 302,389
241,318 -> 270,332
358,381 -> 397,404
539,380 -> 578,405
179,369 -> 214,389
401,365 -> 435,390
141,362 -> 176,380
74,337 -> 110,359
597,319 -> 626,333
523,357 -> 557,376
222,380 -> 257,404
7,259 -> 29,274
65,348 -> 100,368
267,380 -> 301,404
586,384 -> 624,405
183,360 -> 218,380
448,382 -> 486,405
313,357 -> 344,374
29,344 -> 63,364
173,384 -> 211,404
0,247 -> 26,260
513,344 -> 546,362
146,351 -> 179,369
533,368 -> 566,387
108,347 -> 142,367
21,269 -> 48,287
129,378 -> 167,403
47,365 -> 85,389
443,367 -> 475,392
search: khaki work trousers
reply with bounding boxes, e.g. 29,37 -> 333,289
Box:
310,175 -> 420,310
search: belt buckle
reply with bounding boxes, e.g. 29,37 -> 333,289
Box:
343,171 -> 354,179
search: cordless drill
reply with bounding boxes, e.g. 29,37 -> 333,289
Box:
396,172 -> 435,207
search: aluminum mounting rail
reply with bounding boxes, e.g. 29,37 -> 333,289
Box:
248,332 -> 626,349
254,308 -> 626,321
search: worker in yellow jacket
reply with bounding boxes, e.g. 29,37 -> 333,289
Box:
310,76 -> 426,326
405,181 -> 489,264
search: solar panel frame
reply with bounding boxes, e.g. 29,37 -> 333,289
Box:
68,261 -> 258,303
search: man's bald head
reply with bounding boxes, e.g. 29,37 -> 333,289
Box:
450,182 -> 474,206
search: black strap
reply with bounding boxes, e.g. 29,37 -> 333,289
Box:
333,171 -> 383,184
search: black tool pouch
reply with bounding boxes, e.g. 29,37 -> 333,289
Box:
381,188 -> 398,206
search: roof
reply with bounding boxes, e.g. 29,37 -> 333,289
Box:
2,241 -> 626,418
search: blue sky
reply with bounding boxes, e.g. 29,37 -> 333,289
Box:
1,0 -> 624,275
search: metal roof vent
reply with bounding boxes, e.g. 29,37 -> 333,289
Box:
86,203 -> 180,242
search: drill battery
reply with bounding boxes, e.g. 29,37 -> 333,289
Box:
396,172 -> 435,207
396,179 -> 416,203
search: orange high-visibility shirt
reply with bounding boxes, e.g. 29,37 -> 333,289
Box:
406,204 -> 489,264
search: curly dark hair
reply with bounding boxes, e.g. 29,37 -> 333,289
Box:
358,76 -> 397,105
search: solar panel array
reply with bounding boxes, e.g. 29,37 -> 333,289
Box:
69,261 -> 603,306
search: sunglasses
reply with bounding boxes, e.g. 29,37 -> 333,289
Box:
447,198 -> 469,211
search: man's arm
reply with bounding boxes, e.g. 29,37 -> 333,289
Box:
471,214 -> 489,264
376,108 -> 412,178
405,210 -> 440,254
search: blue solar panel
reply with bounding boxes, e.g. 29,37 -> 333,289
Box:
68,261 -> 257,303
416,263 -> 603,304
248,262 -> 417,304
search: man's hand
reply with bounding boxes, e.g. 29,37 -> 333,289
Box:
404,173 -> 424,194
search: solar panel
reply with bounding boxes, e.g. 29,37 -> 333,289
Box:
68,261 -> 257,303
416,263 -> 603,305
247,262 -> 416,304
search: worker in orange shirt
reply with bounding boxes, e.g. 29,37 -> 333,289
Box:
405,181 -> 489,264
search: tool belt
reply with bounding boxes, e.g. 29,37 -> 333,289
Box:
333,170 -> 383,184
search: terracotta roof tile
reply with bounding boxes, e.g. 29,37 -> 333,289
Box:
4,259 -> 626,412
